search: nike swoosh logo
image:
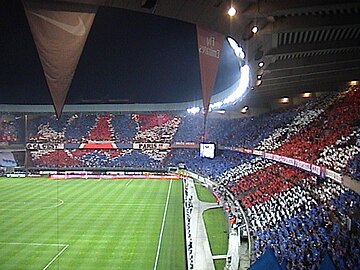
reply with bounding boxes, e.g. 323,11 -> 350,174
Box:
31,12 -> 86,36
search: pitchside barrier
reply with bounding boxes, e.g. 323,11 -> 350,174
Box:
49,173 -> 180,180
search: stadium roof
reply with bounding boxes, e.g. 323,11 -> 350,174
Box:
1,0 -> 360,111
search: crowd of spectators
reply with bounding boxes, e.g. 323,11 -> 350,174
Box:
22,86 -> 360,270
23,86 -> 360,181
173,114 -> 204,143
133,114 -> 181,161
86,115 -> 114,141
207,107 -> 300,148
31,149 -> 81,167
271,88 -> 359,164
347,152 -> 360,181
183,178 -> 194,269
112,114 -> 137,143
316,128 -> 359,175
220,152 -> 359,269
166,149 -> 252,178
65,114 -> 96,142
0,114 -> 23,144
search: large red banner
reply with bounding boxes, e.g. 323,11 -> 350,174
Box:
23,0 -> 97,117
196,25 -> 224,114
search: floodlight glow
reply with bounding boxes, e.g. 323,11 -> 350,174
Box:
223,65 -> 250,104
227,37 -> 245,59
258,61 -> 264,68
228,7 -> 237,16
186,64 -> 250,114
187,107 -> 200,114
241,106 -> 248,113
251,25 -> 259,34
209,101 -> 224,110
280,97 -> 289,104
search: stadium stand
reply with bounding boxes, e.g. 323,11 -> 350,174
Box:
0,114 -> 23,144
20,86 -> 360,269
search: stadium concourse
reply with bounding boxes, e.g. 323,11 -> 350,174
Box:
0,86 -> 359,269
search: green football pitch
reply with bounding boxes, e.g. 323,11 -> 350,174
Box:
0,177 -> 185,270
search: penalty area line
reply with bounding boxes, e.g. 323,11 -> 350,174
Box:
42,244 -> 69,270
153,180 -> 172,270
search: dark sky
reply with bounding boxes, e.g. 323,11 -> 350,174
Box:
0,0 -> 240,105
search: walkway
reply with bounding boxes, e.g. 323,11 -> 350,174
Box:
184,177 -> 221,270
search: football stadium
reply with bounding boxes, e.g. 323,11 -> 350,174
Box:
1,1 -> 359,270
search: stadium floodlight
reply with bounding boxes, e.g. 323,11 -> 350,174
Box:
241,106 -> 249,113
227,37 -> 245,59
228,7 -> 237,17
251,25 -> 259,34
187,106 -> 200,114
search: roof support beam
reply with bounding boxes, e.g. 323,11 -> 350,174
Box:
266,52 -> 360,71
259,14 -> 360,35
242,0 -> 360,18
265,39 -> 360,57
259,69 -> 360,87
263,64 -> 360,82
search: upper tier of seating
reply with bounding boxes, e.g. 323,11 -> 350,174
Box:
13,85 -> 358,182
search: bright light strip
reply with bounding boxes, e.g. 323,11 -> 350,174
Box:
187,106 -> 200,114
186,42 -> 250,114
223,65 -> 250,104
227,37 -> 245,59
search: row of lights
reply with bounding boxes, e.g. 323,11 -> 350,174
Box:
256,60 -> 264,86
227,6 -> 317,110
227,6 -> 259,35
227,5 -> 261,90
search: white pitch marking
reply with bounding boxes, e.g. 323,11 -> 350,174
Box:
125,179 -> 133,186
0,242 -> 69,270
42,244 -> 69,270
153,181 -> 172,270
64,202 -> 164,206
0,242 -> 67,247
0,198 -> 64,211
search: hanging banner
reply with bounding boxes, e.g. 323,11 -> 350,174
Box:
0,152 -> 17,167
196,25 -> 224,114
22,0 -> 98,117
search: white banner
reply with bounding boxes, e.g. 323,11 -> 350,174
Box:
133,142 -> 170,150
26,143 -> 64,150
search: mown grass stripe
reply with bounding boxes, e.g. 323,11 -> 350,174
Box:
0,178 -> 185,270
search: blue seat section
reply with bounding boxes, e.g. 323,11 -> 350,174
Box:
65,114 -> 97,142
206,108 -> 299,148
112,114 -> 137,143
